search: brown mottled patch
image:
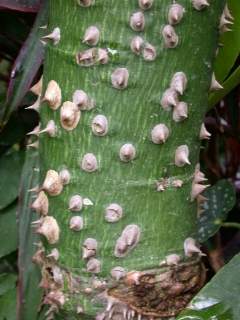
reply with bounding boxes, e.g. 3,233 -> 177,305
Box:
107,259 -> 206,318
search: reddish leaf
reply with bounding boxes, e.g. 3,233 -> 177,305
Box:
0,0 -> 41,13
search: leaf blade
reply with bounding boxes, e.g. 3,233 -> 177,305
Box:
214,0 -> 240,83
0,205 -> 18,258
1,0 -> 48,122
17,150 -> 43,320
0,150 -> 25,210
0,287 -> 17,320
197,179 -> 236,243
177,253 -> 240,320
209,65 -> 240,108
0,273 -> 17,296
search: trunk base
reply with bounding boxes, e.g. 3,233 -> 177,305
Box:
97,257 -> 206,319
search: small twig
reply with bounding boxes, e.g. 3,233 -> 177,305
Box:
220,222 -> 240,229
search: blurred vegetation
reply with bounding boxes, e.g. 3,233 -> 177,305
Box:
0,0 -> 239,319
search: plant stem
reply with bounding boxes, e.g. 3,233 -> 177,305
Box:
221,222 -> 240,229
37,0 -> 225,318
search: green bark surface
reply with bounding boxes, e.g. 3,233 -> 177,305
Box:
40,0 -> 224,317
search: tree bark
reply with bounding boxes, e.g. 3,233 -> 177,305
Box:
36,0 -> 225,318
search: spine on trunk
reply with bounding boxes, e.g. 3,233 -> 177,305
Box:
28,0 -> 229,318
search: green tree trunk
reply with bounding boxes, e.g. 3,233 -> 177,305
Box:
35,0 -> 225,319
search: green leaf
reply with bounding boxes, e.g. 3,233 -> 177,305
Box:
0,205 -> 18,259
197,180 -> 236,243
0,273 -> 16,296
209,65 -> 240,108
178,303 -> 233,320
0,287 -> 16,320
177,253 -> 240,320
209,0 -> 240,108
213,0 -> 240,83
0,150 -> 24,210
1,0 -> 48,122
18,150 -> 43,320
